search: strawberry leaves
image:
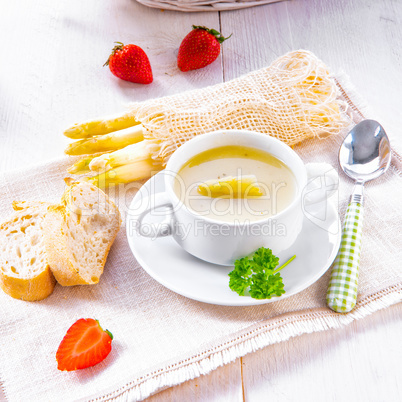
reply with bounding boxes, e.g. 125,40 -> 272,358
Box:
103,42 -> 126,67
191,26 -> 232,44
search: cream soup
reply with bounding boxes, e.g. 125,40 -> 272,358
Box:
174,145 -> 297,223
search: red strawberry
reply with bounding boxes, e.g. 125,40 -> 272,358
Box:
56,318 -> 113,371
177,26 -> 231,72
104,42 -> 153,84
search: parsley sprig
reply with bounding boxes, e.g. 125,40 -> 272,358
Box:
228,248 -> 296,299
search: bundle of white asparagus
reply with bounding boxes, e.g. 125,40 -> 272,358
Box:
65,121 -> 163,187
64,50 -> 350,187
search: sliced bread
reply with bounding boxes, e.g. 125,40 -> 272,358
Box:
0,201 -> 56,301
43,180 -> 121,286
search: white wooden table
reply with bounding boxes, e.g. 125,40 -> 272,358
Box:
1,0 -> 401,400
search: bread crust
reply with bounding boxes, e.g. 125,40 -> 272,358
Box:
0,268 -> 56,301
0,203 -> 56,301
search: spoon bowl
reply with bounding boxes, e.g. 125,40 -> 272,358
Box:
339,119 -> 391,183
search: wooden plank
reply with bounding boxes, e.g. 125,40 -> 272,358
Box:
0,0 -> 222,172
145,359 -> 243,402
0,1 -> 237,400
241,302 -> 402,401
220,1 -> 402,401
220,0 -> 402,147
220,0 -> 292,78
0,1 -> 223,399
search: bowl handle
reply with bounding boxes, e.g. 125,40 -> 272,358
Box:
134,192 -> 174,238
303,163 -> 339,207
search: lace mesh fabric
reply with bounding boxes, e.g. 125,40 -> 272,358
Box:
129,50 -> 351,164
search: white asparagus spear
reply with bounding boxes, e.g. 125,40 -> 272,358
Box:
88,159 -> 163,187
64,124 -> 144,156
64,113 -> 139,139
88,140 -> 159,171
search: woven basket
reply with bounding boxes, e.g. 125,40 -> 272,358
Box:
136,0 -> 286,12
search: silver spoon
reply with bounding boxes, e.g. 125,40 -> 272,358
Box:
326,119 -> 391,313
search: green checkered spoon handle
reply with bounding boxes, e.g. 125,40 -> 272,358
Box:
326,120 -> 391,314
327,186 -> 364,312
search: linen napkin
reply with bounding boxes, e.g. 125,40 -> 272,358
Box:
0,76 -> 401,402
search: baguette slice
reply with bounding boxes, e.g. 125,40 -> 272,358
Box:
43,180 -> 121,286
0,202 -> 56,301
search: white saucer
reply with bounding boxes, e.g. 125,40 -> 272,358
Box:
126,171 -> 341,306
